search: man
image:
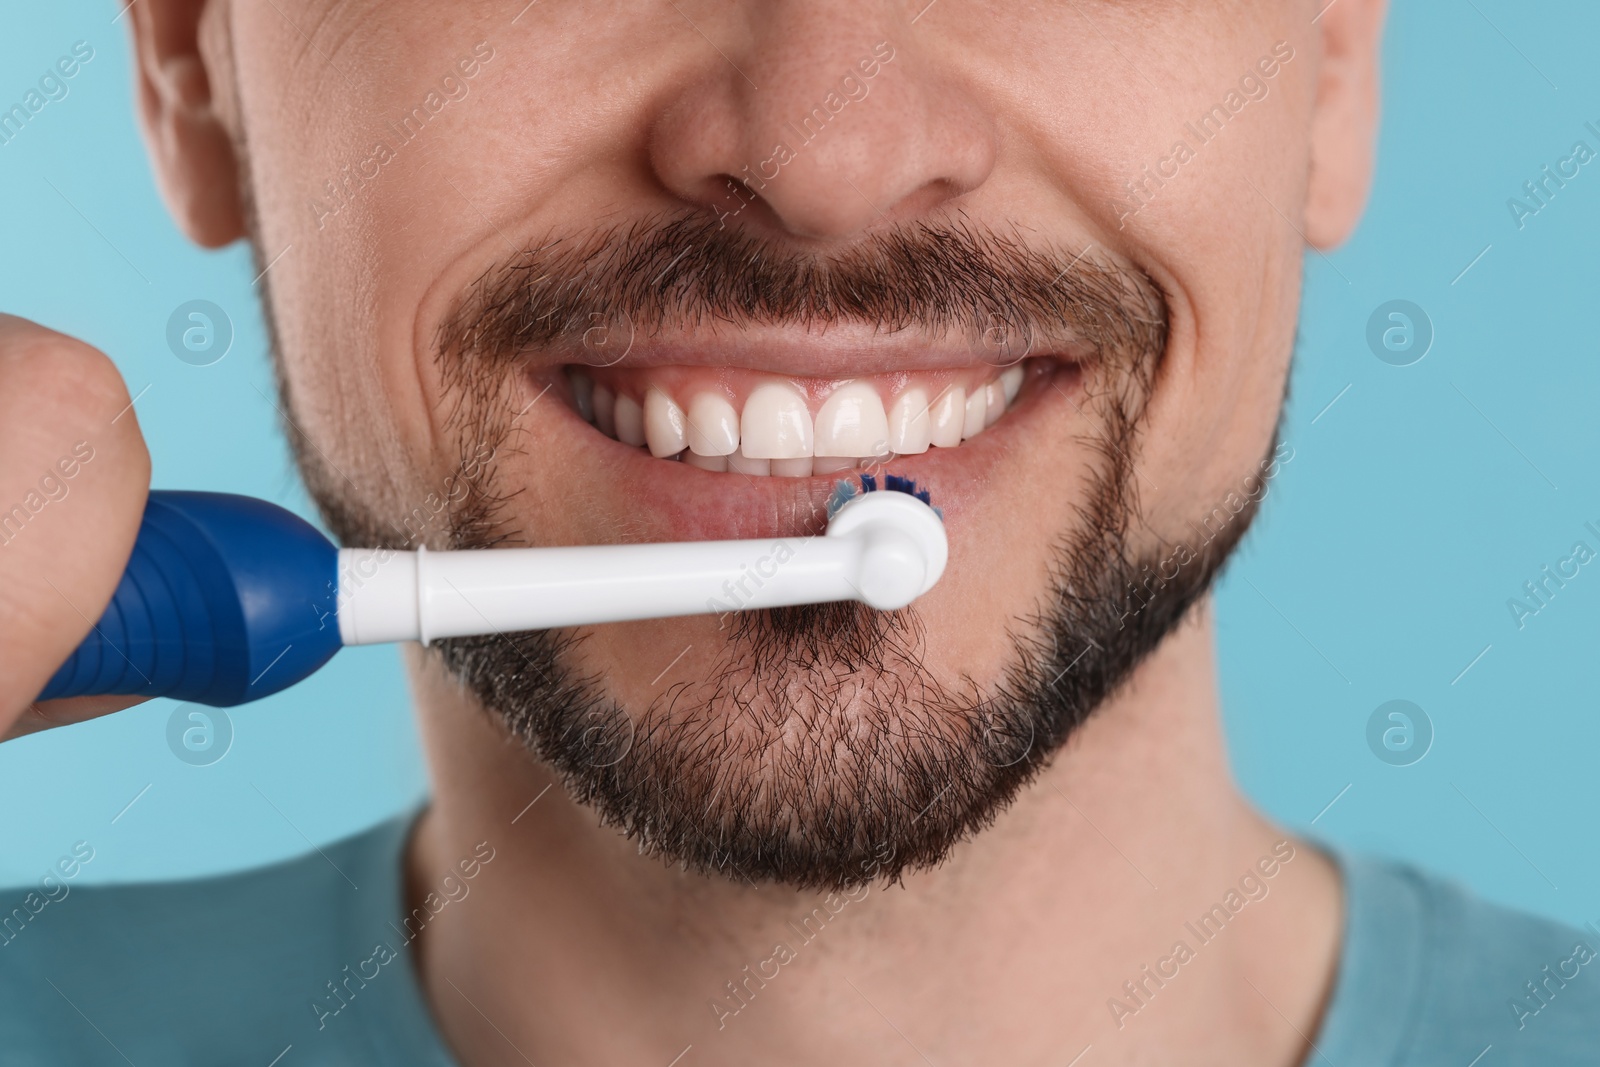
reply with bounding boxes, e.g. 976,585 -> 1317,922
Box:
1,0 -> 1596,1063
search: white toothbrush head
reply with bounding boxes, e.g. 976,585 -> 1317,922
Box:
824,474 -> 948,610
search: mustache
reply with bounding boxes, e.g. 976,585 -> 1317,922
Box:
420,212 -> 1170,553
434,212 -> 1170,370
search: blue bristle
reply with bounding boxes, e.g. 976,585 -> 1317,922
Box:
826,472 -> 943,521
883,474 -> 933,507
825,479 -> 859,518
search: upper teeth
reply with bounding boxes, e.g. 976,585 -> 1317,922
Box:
741,382 -> 813,459
566,364 -> 1026,476
815,382 -> 890,458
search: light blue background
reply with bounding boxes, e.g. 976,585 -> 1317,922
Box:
2,2 -> 1596,931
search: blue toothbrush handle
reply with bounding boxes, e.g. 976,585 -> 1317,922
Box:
35,491 -> 344,707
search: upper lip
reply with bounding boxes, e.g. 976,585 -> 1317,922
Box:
550,323 -> 1094,377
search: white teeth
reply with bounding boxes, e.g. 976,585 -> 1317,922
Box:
887,388 -> 932,455
727,448 -> 770,477
1000,365 -> 1024,404
644,389 -> 688,458
813,456 -> 862,475
614,394 -> 646,447
814,381 -> 890,459
928,386 -> 964,448
686,393 -> 739,456
575,362 -> 1026,474
962,388 -> 988,440
593,384 -> 617,437
570,372 -> 595,422
770,456 -> 814,477
984,381 -> 1005,427
740,382 -> 813,459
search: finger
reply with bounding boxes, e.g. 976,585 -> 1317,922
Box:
4,695 -> 151,741
0,315 -> 151,730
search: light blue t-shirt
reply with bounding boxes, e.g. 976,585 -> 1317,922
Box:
1,812 -> 1597,1065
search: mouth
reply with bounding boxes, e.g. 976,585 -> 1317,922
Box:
532,352 -> 1084,541
565,359 -> 1044,476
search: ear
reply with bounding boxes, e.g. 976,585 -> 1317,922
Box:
1303,0 -> 1388,250
130,0 -> 244,248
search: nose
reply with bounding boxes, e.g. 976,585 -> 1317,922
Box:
648,3 -> 996,241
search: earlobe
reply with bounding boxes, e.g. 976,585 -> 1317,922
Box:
131,0 -> 245,249
1303,0 -> 1389,250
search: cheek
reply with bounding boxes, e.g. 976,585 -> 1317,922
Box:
1136,288 -> 1298,554
991,10 -> 1309,550
1107,84 -> 1315,543
233,6 -> 524,519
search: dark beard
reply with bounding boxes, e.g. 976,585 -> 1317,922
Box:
429,414 -> 1262,893
279,212 -> 1265,892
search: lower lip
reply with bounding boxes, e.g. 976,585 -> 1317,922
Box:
538,360 -> 1083,542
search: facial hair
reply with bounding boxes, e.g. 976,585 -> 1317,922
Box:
282,214 -> 1267,892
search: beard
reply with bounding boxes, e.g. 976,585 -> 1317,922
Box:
274,213 -> 1267,892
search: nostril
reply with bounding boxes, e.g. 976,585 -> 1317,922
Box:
705,173 -> 763,225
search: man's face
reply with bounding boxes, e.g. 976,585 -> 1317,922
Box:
174,0 -> 1375,887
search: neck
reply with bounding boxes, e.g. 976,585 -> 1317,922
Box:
404,602 -> 1341,1067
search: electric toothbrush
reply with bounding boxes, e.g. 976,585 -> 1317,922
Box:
35,475 -> 946,707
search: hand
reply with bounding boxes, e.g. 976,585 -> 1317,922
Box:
0,315 -> 151,739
